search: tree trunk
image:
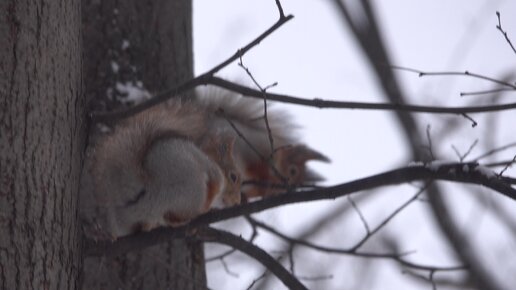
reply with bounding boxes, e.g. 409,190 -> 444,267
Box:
81,0 -> 207,289
0,0 -> 83,289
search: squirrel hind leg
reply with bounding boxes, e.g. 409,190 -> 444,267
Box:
162,211 -> 190,227
130,220 -> 159,234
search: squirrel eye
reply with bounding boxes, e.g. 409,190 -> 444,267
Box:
288,165 -> 299,178
229,171 -> 239,183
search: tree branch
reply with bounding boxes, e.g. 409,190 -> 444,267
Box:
391,65 -> 516,89
207,77 -> 516,114
85,162 -> 516,257
198,227 -> 308,290
496,11 -> 516,56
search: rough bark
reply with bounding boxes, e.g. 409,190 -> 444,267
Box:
81,0 -> 207,289
82,0 -> 194,111
0,0 -> 84,289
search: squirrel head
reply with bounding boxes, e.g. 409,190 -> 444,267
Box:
200,133 -> 242,207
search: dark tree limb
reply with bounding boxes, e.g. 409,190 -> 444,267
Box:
92,74 -> 516,124
85,162 -> 516,257
207,77 -> 516,114
198,227 -> 308,290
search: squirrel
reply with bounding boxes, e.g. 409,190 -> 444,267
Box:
79,89 -> 328,239
80,102 -> 241,240
195,88 -> 330,198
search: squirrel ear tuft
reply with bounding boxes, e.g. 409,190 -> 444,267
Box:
290,145 -> 331,163
276,144 -> 330,164
301,146 -> 330,163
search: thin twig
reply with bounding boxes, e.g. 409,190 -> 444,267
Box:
496,11 -> 516,55
220,257 -> 239,278
403,269 -> 468,290
297,274 -> 333,282
246,272 -> 267,290
473,141 -> 516,161
463,139 -> 479,160
274,0 -> 285,18
237,55 -> 277,161
425,125 -> 435,159
391,65 -> 516,89
218,108 -> 287,183
484,159 -> 516,168
461,113 -> 478,127
452,139 -> 479,162
349,185 -> 427,251
460,87 -> 515,96
403,270 -> 438,290
205,12 -> 293,75
205,248 -> 238,263
348,196 -> 370,234
498,154 -> 516,177
207,77 -> 516,114
218,109 -> 267,161
287,248 -> 296,275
